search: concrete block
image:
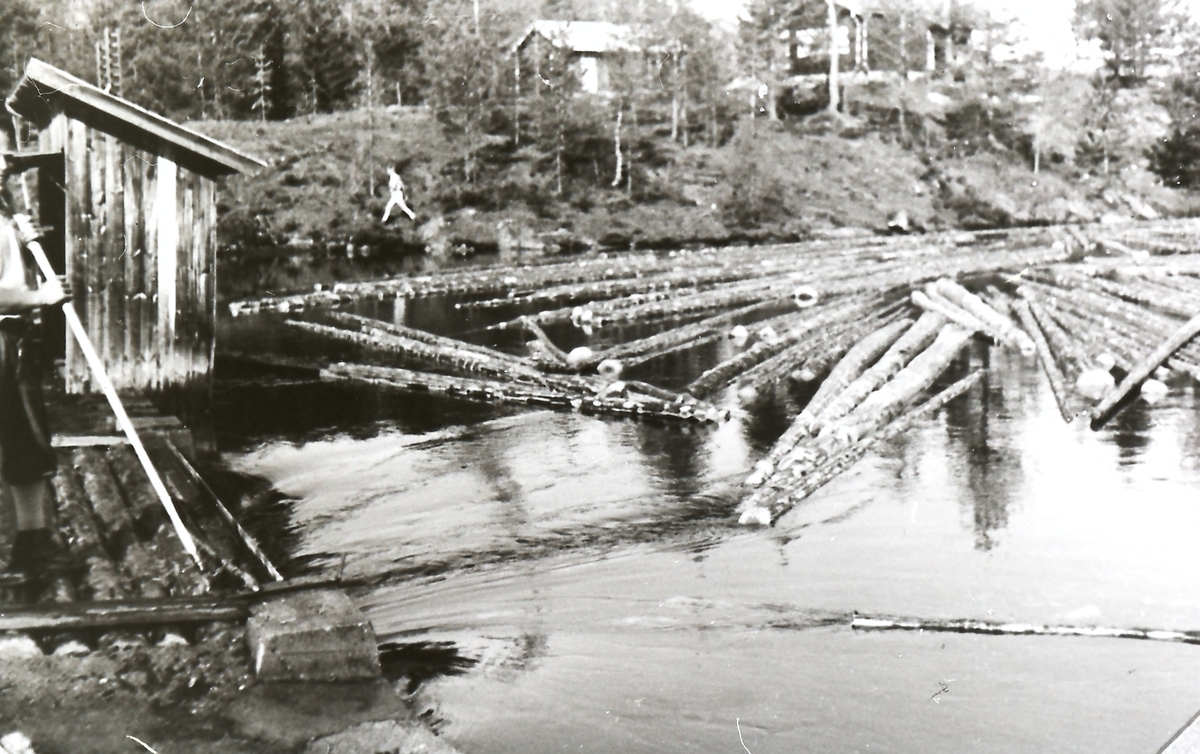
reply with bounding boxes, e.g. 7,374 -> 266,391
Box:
247,589 -> 381,682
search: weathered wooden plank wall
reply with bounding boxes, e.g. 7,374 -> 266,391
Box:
37,120 -> 215,394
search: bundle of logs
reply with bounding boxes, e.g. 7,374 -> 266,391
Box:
236,218 -> 1200,527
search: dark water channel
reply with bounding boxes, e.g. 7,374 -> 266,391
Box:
215,292 -> 1200,754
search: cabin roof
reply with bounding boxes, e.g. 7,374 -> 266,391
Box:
509,20 -> 641,55
6,58 -> 264,177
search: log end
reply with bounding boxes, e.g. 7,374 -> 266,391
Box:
738,506 -> 772,527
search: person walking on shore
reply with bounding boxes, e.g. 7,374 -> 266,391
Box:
0,155 -> 72,600
382,165 -> 416,223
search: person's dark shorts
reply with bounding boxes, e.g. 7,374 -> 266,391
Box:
0,319 -> 55,486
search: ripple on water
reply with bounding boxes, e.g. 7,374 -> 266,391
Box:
226,339 -> 1200,753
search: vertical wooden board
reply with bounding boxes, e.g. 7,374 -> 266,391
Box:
105,134 -> 126,386
201,176 -> 217,382
175,170 -> 194,387
66,118 -> 91,392
202,177 -> 218,383
39,114 -> 69,376
155,153 -> 177,389
191,173 -> 206,383
88,126 -> 106,379
141,158 -> 158,389
123,146 -> 143,390
183,172 -> 198,383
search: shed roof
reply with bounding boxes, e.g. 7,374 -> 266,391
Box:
6,58 -> 264,177
510,20 -> 641,55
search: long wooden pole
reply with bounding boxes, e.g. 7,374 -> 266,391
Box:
1090,311 -> 1200,430
163,437 -> 283,582
14,217 -> 201,565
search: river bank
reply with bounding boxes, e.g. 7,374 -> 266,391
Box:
193,110 -> 1200,303
0,629 -> 458,753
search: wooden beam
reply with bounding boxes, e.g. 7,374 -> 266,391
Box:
0,596 -> 246,632
51,435 -> 129,448
7,58 -> 265,176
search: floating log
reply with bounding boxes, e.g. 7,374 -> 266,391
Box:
290,319 -> 486,371
1016,289 -> 1091,382
1091,311 -> 1200,430
743,327 -> 976,514
322,362 -> 724,424
514,317 -> 571,366
326,311 -> 531,368
851,615 -> 1200,646
933,278 -> 1036,355
1011,298 -> 1076,422
790,318 -> 915,429
105,445 -> 162,536
912,289 -> 989,336
818,325 -> 974,451
686,296 -> 879,398
738,310 -> 895,393
740,370 -> 983,525
742,314 -> 919,485
579,299 -> 795,370
784,306 -> 907,384
811,311 -> 948,430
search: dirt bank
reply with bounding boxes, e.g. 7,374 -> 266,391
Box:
0,624 -> 456,753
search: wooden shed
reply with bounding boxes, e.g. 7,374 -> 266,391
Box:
5,58 -> 263,395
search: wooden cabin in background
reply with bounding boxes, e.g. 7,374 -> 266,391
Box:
510,20 -> 646,95
5,58 -> 263,395
787,0 -> 972,79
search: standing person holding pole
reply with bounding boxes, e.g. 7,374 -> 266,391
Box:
0,154 -> 72,600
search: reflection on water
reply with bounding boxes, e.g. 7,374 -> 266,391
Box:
220,310 -> 1200,753
943,343 -> 1024,551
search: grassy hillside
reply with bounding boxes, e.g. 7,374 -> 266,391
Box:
194,109 -> 1200,300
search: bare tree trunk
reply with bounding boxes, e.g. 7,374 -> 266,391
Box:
681,95 -> 688,148
1033,145 -> 1040,173
627,109 -> 637,195
827,0 -> 840,114
613,108 -> 623,187
898,13 -> 907,141
671,93 -> 679,141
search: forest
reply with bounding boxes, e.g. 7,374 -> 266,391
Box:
6,0 -> 1200,278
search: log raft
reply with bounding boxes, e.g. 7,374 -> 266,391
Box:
233,217 -> 1200,529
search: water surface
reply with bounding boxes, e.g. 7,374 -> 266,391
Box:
219,306 -> 1200,753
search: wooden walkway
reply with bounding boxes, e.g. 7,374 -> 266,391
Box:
1,393 -> 277,639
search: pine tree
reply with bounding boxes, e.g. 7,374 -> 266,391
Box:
1074,0 -> 1170,88
0,0 -> 40,99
